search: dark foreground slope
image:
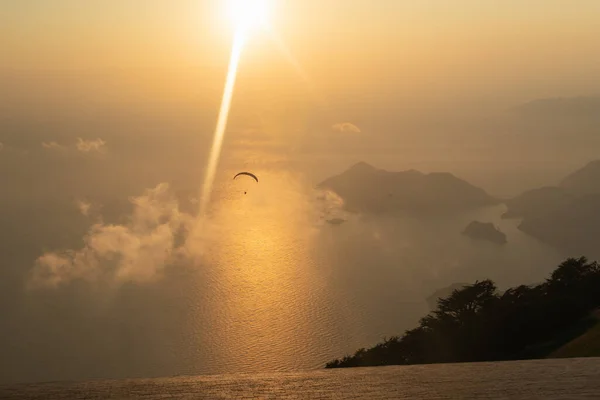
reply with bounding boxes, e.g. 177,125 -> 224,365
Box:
549,310 -> 600,359
327,257 -> 600,368
319,162 -> 496,213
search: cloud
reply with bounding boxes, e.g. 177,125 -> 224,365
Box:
29,181 -> 350,290
30,184 -> 194,288
76,138 -> 106,153
75,200 -> 92,217
313,189 -> 349,224
332,122 -> 361,133
42,141 -> 68,151
41,138 -> 107,153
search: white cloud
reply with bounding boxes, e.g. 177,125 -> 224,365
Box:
42,141 -> 68,151
30,184 -> 194,288
29,182 -> 350,290
41,138 -> 106,153
76,200 -> 92,217
313,189 -> 349,225
332,122 -> 361,133
76,138 -> 106,153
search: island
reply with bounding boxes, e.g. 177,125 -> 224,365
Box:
318,162 -> 497,214
462,221 -> 507,244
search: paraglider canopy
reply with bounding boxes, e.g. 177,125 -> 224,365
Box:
233,172 -> 259,183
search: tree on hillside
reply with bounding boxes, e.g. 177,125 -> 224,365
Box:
326,257 -> 600,369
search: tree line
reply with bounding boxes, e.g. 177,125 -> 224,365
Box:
326,257 -> 600,368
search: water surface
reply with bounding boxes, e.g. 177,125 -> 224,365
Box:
2,358 -> 599,399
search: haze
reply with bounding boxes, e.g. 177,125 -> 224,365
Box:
1,0 -> 600,384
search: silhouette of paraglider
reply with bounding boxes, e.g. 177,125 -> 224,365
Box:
233,172 -> 259,183
234,172 -> 258,195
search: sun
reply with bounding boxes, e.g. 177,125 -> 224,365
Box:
227,0 -> 270,32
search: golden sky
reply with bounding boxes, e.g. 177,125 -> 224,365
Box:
3,1 -> 600,103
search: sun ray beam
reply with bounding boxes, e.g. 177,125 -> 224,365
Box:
199,28 -> 247,218
267,29 -> 331,111
199,0 -> 332,219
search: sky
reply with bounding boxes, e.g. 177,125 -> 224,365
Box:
2,0 -> 600,384
3,0 -> 600,104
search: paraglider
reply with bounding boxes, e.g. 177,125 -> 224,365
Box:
234,172 -> 258,194
233,172 -> 259,183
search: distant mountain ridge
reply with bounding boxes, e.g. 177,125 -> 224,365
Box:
462,221 -> 507,245
503,160 -> 600,258
513,96 -> 600,119
518,194 -> 600,257
318,162 -> 496,213
503,187 -> 573,220
560,160 -> 600,196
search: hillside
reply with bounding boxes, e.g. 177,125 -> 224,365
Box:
502,186 -> 572,220
503,160 -> 600,220
518,194 -> 600,258
426,283 -> 469,311
501,160 -> 600,258
318,162 -> 496,213
326,257 -> 600,369
549,310 -> 600,359
560,160 -> 600,196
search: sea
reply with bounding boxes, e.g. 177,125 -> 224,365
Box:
1,161 -> 568,384
2,358 -> 599,399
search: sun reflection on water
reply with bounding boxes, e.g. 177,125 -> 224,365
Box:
192,168 -> 345,370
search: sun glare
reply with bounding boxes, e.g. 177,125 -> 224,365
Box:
198,0 -> 272,219
227,0 -> 270,31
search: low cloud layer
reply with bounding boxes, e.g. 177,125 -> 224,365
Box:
29,179 -> 350,290
42,141 -> 68,151
76,138 -> 106,153
332,123 -> 361,133
31,184 -> 194,288
314,189 -> 348,223
42,138 -> 106,153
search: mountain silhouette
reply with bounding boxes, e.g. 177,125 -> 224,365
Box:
503,187 -> 573,219
560,160 -> 600,196
502,160 -> 600,258
318,162 -> 496,213
462,221 -> 507,244
519,194 -> 600,258
513,96 -> 600,120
